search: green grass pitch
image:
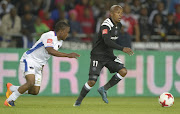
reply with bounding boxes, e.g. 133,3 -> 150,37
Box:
0,96 -> 180,114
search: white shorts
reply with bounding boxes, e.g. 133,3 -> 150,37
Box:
20,58 -> 43,86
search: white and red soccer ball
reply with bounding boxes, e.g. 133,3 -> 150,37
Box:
159,92 -> 174,107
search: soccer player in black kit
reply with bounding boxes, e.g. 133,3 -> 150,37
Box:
74,5 -> 134,106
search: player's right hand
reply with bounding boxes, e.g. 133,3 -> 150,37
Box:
67,53 -> 80,59
123,47 -> 134,56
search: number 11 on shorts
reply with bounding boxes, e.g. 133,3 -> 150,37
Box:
93,60 -> 98,67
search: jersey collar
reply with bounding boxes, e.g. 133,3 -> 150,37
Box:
109,17 -> 120,26
109,18 -> 115,26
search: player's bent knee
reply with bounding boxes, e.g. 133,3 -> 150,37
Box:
119,68 -> 127,77
87,80 -> 96,87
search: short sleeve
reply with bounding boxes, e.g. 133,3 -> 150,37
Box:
101,25 -> 111,38
42,34 -> 54,48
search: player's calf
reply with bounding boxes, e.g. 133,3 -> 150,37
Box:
28,90 -> 39,95
74,81 -> 95,106
28,86 -> 40,95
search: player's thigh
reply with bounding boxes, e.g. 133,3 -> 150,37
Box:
20,59 -> 36,76
105,59 -> 125,73
20,59 -> 36,84
34,72 -> 43,86
28,68 -> 42,95
25,74 -> 35,85
20,59 -> 43,86
88,59 -> 106,80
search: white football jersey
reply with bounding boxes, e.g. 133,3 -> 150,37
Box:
20,31 -> 63,65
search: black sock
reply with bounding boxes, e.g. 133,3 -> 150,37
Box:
76,83 -> 91,102
104,74 -> 122,90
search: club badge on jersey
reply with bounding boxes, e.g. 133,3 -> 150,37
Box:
102,29 -> 108,34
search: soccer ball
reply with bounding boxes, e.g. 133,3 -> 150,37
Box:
159,92 -> 174,107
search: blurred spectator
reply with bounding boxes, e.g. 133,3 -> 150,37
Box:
121,4 -> 140,42
165,13 -> 178,35
53,10 -> 68,28
38,10 -> 54,30
116,25 -> 132,48
95,0 -> 111,33
0,0 -> 9,19
59,10 -> 68,22
40,0 -> 52,12
151,14 -> 167,41
138,7 -> 151,41
75,0 -> 93,22
79,7 -> 94,42
5,0 -> 14,9
17,1 -> 32,17
174,4 -> 180,36
148,2 -> 167,25
68,9 -> 82,42
104,0 -> 116,12
51,1 -> 68,22
31,0 -> 43,16
0,8 -> 21,47
0,0 -> 14,19
34,17 -> 49,41
64,0 -> 76,11
174,4 -> 180,24
140,0 -> 157,15
131,0 -> 141,18
21,12 -> 36,48
55,0 -> 64,4
92,0 -> 103,21
168,0 -> 180,13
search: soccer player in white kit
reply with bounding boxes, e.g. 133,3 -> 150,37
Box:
4,21 -> 80,107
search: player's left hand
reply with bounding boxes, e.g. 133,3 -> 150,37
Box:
122,47 -> 134,56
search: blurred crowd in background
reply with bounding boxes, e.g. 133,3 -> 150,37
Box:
0,0 -> 179,48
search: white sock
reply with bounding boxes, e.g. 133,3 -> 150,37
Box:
10,85 -> 20,92
7,90 -> 21,102
10,85 -> 28,94
85,82 -> 92,90
116,73 -> 124,79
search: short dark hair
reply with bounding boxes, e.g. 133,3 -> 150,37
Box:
54,21 -> 70,32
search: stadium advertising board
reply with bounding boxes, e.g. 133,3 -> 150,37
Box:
0,49 -> 180,97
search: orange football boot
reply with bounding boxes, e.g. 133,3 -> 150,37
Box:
4,99 -> 15,107
6,83 -> 13,98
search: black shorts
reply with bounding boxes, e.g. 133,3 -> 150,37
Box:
89,57 -> 125,79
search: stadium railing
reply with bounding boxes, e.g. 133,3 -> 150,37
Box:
0,33 -> 179,50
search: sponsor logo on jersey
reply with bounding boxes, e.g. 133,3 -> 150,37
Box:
47,39 -> 53,43
111,36 -> 118,40
102,29 -> 108,34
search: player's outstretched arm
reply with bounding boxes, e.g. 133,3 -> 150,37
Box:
45,47 -> 80,59
122,47 -> 134,56
104,37 -> 124,51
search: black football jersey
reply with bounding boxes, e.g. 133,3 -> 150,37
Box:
91,18 -> 124,61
